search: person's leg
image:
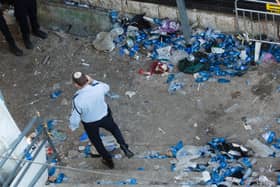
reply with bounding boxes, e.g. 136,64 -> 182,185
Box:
28,0 -> 47,39
83,122 -> 112,159
0,14 -> 23,56
14,0 -> 33,49
102,108 -> 134,158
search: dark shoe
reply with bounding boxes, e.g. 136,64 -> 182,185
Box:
9,43 -> 23,56
89,153 -> 101,158
101,158 -> 114,169
33,30 -> 48,39
23,38 -> 34,49
121,145 -> 134,158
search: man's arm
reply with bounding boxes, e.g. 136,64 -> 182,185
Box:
86,74 -> 110,93
69,101 -> 81,131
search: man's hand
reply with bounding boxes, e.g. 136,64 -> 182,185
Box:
86,74 -> 94,84
276,0 -> 280,5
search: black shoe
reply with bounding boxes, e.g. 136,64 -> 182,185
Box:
23,38 -> 34,49
121,145 -> 134,158
101,158 -> 114,169
33,30 -> 48,39
89,153 -> 101,158
9,43 -> 23,56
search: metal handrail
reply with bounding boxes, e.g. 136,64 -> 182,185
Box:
235,0 -> 280,44
0,116 -> 39,169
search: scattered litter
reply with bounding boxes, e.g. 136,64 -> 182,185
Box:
106,91 -> 120,99
258,175 -> 275,187
78,146 -> 85,151
246,138 -> 274,157
125,91 -> 136,98
262,131 -> 276,144
137,167 -> 145,171
158,127 -> 166,135
79,131 -> 88,142
41,55 -> 50,65
224,103 -> 239,113
97,178 -> 137,185
50,129 -> 67,142
50,90 -> 62,99
81,62 -> 90,67
113,154 -> 122,159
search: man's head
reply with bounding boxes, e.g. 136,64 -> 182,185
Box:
72,72 -> 88,87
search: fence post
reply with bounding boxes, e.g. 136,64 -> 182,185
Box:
176,0 -> 191,43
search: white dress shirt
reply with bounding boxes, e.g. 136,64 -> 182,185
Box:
69,80 -> 109,131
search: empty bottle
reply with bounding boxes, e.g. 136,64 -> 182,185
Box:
262,131 -> 276,144
55,173 -> 65,183
50,90 -> 62,99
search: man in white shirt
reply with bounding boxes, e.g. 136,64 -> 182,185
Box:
69,72 -> 134,169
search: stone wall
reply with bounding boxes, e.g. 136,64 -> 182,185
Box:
77,0 -> 236,32
39,0 -> 279,39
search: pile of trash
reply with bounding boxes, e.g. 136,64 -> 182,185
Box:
166,136 -> 280,186
92,10 -> 280,86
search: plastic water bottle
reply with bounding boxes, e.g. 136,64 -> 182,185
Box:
50,90 -> 62,99
239,157 -> 252,168
168,81 -> 184,94
125,178 -> 137,184
240,168 -> 252,184
277,174 -> 280,185
217,78 -> 230,83
79,131 -> 88,142
262,131 -> 276,144
109,10 -> 118,23
84,144 -> 91,157
166,74 -> 175,84
24,149 -> 32,160
113,154 -> 122,159
153,18 -> 162,25
55,173 -> 65,183
119,47 -> 129,56
47,119 -> 57,131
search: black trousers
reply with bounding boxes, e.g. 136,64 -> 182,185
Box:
14,0 -> 39,38
82,108 -> 128,159
0,13 -> 15,44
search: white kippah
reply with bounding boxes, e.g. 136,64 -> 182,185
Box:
73,72 -> 82,79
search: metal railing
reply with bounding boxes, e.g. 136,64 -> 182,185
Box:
0,115 -> 60,187
235,0 -> 280,44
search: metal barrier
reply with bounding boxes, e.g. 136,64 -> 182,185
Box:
235,0 -> 280,44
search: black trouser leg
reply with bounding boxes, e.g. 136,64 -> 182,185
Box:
102,111 -> 128,148
14,0 -> 30,39
28,0 -> 40,32
83,122 -> 112,159
0,14 -> 15,44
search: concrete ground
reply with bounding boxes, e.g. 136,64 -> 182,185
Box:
0,25 -> 280,186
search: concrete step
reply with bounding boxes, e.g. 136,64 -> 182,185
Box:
55,157 -> 279,186
64,156 -> 175,172
60,169 -> 175,184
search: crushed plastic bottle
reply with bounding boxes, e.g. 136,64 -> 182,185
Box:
168,81 -> 184,94
50,90 -> 62,99
106,92 -> 120,99
24,149 -> 32,160
169,140 -> 184,157
47,119 -> 57,131
55,173 -> 65,184
109,10 -> 118,23
79,131 -> 89,142
84,143 -> 91,157
217,78 -> 231,83
262,131 -> 276,144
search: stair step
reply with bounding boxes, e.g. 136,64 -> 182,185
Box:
64,156 -> 174,172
